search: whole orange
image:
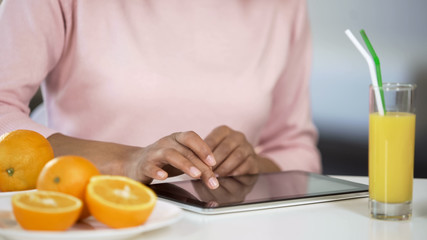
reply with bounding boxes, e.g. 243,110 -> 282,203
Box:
0,129 -> 54,192
36,155 -> 100,220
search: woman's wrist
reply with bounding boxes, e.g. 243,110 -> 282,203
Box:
47,133 -> 141,178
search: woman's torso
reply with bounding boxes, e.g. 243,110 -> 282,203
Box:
44,0 -> 297,147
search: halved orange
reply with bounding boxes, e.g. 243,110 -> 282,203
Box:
12,190 -> 82,231
85,175 -> 157,229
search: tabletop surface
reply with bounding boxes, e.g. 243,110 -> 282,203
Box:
1,176 -> 426,240
138,176 -> 427,240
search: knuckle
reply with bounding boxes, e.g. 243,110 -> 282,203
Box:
170,132 -> 180,142
219,125 -> 230,133
234,148 -> 246,160
156,136 -> 171,146
179,131 -> 198,144
160,148 -> 175,160
235,132 -> 246,141
183,151 -> 198,162
186,131 -> 198,137
204,138 -> 215,147
218,125 -> 227,130
218,145 -> 232,156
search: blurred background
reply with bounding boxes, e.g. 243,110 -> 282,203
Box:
22,0 -> 426,177
307,0 -> 427,177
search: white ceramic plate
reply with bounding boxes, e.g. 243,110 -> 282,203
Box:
0,190 -> 36,198
0,200 -> 182,240
0,190 -> 37,211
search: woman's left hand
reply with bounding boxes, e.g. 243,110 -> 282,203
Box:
204,125 -> 279,176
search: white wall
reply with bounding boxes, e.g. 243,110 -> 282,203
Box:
308,0 -> 427,142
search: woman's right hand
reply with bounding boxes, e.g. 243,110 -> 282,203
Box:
47,132 -> 219,189
128,131 -> 219,189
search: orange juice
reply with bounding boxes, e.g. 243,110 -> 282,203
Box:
369,112 -> 416,203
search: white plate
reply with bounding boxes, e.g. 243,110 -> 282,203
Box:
0,190 -> 37,211
0,190 -> 36,198
0,200 -> 182,240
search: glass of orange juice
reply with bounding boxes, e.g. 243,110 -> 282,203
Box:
369,82 -> 416,220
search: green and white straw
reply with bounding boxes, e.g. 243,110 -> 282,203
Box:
360,30 -> 387,114
345,29 -> 386,115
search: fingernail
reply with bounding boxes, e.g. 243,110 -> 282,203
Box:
157,171 -> 167,179
189,167 -> 201,177
206,155 -> 216,166
208,177 -> 219,189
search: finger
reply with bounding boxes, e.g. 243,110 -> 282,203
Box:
169,141 -> 220,189
230,157 -> 259,176
140,164 -> 169,180
192,171 -> 220,191
211,134 -> 242,170
161,148 -> 219,189
214,146 -> 251,176
197,164 -> 220,190
177,144 -> 215,171
174,131 -> 217,166
204,125 -> 231,151
158,148 -> 204,178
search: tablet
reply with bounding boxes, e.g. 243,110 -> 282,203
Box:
148,171 -> 368,214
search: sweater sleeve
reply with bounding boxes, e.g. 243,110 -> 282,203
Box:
256,0 -> 321,173
0,0 -> 67,137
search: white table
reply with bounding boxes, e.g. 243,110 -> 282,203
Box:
135,176 -> 427,240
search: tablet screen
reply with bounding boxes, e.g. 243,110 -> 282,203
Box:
149,171 -> 368,211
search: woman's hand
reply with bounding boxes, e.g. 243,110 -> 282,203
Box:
47,132 -> 220,189
204,125 -> 280,176
128,131 -> 219,189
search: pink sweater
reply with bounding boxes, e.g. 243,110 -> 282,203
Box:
0,0 -> 321,173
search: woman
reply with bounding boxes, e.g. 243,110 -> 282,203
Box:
0,0 -> 321,189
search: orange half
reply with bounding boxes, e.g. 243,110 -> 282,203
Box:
86,175 -> 157,229
12,190 -> 82,231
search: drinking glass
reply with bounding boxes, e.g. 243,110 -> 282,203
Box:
369,82 -> 416,220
